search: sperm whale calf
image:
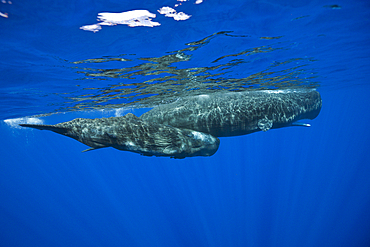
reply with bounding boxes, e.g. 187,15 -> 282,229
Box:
20,113 -> 220,158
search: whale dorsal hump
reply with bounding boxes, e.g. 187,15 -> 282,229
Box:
258,118 -> 273,132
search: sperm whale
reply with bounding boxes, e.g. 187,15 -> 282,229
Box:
19,113 -> 220,158
140,89 -> 322,137
19,89 -> 321,158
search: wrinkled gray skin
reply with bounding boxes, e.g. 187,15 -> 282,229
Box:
20,113 -> 220,158
141,89 -> 322,137
20,89 -> 321,158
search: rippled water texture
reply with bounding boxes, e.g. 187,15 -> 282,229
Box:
67,32 -> 318,112
2,0 -> 351,120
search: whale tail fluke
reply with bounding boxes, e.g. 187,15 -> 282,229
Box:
19,124 -> 69,134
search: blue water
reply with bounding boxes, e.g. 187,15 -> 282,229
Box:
1,0 -> 370,246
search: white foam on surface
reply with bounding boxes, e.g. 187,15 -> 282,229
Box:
80,10 -> 160,32
79,24 -> 101,33
4,117 -> 44,129
158,6 -> 191,21
114,108 -> 131,117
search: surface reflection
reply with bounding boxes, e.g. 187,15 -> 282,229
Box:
64,31 -> 318,113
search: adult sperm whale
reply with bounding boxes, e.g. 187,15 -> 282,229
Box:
19,113 -> 220,158
141,89 -> 322,137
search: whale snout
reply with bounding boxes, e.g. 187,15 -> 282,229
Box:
186,130 -> 220,157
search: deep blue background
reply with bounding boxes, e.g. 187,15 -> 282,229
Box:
1,0 -> 370,246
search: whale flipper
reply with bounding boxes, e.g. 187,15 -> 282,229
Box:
258,118 -> 273,132
81,147 -> 101,152
291,122 -> 311,127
